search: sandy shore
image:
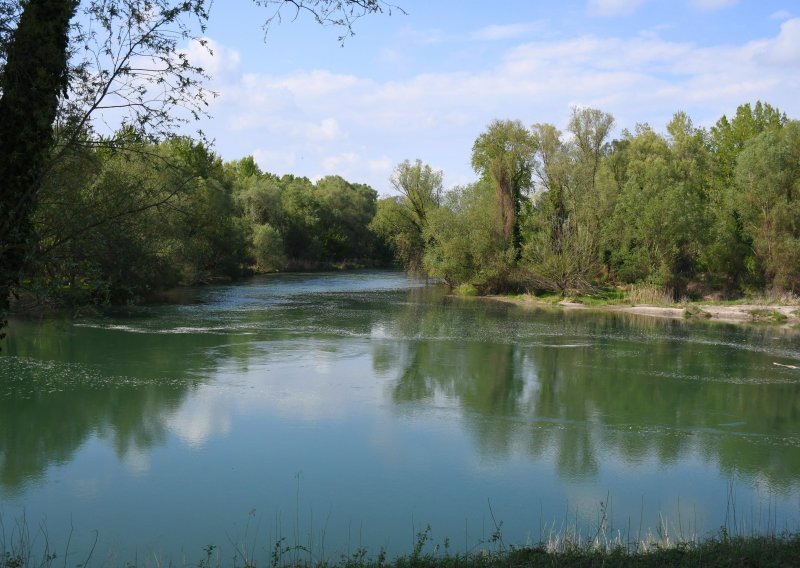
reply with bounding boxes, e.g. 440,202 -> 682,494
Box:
486,295 -> 800,325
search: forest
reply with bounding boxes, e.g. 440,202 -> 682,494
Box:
375,101 -> 800,299
2,2 -> 796,314
8,100 -> 798,311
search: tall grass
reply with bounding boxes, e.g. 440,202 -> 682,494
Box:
627,285 -> 676,306
3,489 -> 799,568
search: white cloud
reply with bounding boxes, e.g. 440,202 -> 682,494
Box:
588,0 -> 645,17
762,18 -> 800,65
771,10 -> 793,20
322,152 -> 361,175
252,149 -> 298,173
472,22 -> 543,41
307,117 -> 344,141
377,47 -> 413,70
367,156 -> 394,181
183,37 -> 241,83
689,0 -> 738,11
197,20 -> 800,193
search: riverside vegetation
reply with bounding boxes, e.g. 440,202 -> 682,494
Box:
7,101 -> 800,316
5,3 -> 798,566
3,509 -> 800,568
3,273 -> 800,567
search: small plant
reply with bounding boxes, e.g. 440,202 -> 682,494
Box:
683,305 -> 711,319
197,544 -> 217,568
748,309 -> 788,323
628,285 -> 675,306
453,283 -> 478,297
410,525 -> 431,564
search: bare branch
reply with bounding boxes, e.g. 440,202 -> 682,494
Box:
253,0 -> 405,43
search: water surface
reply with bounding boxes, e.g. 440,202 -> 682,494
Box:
2,271 -> 800,562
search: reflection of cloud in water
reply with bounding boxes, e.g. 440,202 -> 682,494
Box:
166,340 -> 381,447
166,389 -> 233,448
70,476 -> 102,499
123,447 -> 151,475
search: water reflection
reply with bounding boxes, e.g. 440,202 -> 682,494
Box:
1,272 -> 799,556
0,319 -> 214,493
378,295 -> 800,489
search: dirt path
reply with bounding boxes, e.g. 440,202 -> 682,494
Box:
486,295 -> 800,325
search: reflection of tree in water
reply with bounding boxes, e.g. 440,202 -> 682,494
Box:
0,320 -> 218,493
379,294 -> 800,488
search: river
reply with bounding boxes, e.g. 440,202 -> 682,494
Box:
1,270 -> 799,563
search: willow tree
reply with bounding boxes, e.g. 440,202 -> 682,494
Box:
371,159 -> 443,272
733,121 -> 800,292
471,119 -> 535,258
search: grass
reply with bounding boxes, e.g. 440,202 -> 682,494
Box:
683,305 -> 712,319
748,309 -> 789,324
626,285 -> 676,306
5,530 -> 800,568
4,498 -> 800,568
529,285 -> 674,307
509,286 -> 800,326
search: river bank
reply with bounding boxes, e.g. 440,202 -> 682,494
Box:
486,294 -> 800,327
3,531 -> 799,568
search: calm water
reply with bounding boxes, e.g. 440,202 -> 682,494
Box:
2,271 -> 800,563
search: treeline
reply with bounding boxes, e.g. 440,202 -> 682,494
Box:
16,136 -> 389,309
16,100 -> 797,310
373,101 -> 800,298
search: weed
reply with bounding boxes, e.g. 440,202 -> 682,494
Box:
453,284 -> 478,297
627,285 -> 675,306
748,309 -> 788,323
683,305 -> 711,319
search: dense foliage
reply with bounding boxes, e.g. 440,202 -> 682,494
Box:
0,0 -> 399,331
375,101 -> 799,298
8,100 -> 799,310
13,142 -> 388,309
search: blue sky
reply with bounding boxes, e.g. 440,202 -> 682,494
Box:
185,0 -> 800,194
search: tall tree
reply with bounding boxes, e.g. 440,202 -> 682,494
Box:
521,110 -> 614,294
0,0 -> 76,325
705,102 -> 787,291
371,159 -> 442,272
568,107 -> 614,195
733,121 -> 800,292
422,181 -> 512,290
0,0 -> 400,339
471,119 -> 535,258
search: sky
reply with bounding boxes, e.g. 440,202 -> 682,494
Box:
183,0 -> 800,195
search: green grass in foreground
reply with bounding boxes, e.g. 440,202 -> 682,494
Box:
4,531 -> 800,568
380,533 -> 800,567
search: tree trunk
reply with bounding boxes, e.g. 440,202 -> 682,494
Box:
0,0 -> 77,321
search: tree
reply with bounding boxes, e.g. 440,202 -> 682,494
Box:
588,115 -> 712,295
733,122 -> 800,292
568,107 -> 614,195
390,159 -> 443,229
705,102 -> 787,291
471,119 -> 535,257
520,110 -> 614,294
371,159 -> 442,271
21,137 -> 249,305
0,0 -> 400,338
256,0 -> 403,43
423,181 -> 513,291
710,101 -> 787,190
0,0 -> 76,326
314,175 -> 377,261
